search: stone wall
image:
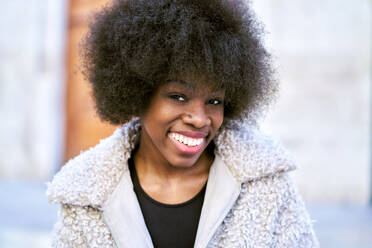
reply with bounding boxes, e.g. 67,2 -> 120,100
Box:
253,0 -> 371,204
0,0 -> 67,180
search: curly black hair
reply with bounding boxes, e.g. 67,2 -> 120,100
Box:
82,0 -> 277,124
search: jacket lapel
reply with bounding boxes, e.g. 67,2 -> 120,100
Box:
102,169 -> 154,248
194,155 -> 241,248
102,154 -> 240,248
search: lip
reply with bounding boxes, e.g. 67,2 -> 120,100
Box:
172,131 -> 208,139
168,132 -> 205,156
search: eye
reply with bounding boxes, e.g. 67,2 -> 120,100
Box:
208,99 -> 223,105
169,94 -> 186,102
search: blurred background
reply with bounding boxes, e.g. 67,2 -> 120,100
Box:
0,0 -> 370,247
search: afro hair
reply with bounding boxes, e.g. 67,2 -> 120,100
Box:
82,0 -> 277,124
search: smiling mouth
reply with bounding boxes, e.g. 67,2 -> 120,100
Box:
169,132 -> 203,147
168,131 -> 206,156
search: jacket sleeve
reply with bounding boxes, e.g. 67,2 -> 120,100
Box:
272,175 -> 319,248
51,204 -> 88,248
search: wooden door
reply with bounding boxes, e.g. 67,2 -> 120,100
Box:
65,0 -> 117,162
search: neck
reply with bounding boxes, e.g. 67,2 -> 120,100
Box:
133,138 -> 213,184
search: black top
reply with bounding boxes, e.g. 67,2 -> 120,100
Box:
128,156 -> 206,248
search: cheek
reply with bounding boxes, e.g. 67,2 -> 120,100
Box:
144,101 -> 176,123
213,109 -> 224,130
158,106 -> 178,119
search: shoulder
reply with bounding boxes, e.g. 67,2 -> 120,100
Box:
217,173 -> 318,247
262,173 -> 318,247
46,118 -> 141,208
51,204 -> 116,247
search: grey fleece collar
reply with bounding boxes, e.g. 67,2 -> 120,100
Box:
46,117 -> 296,208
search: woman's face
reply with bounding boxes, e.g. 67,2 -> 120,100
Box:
139,78 -> 225,168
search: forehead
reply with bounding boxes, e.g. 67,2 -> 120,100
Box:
161,78 -> 225,95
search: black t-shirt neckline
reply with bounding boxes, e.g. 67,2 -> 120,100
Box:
129,157 -> 207,208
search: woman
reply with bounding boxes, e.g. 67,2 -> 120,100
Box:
47,0 -> 318,247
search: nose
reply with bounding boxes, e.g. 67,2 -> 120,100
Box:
181,102 -> 211,129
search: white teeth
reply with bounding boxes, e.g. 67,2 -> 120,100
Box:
169,132 -> 203,147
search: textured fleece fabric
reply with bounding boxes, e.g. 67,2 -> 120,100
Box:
47,117 -> 319,247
